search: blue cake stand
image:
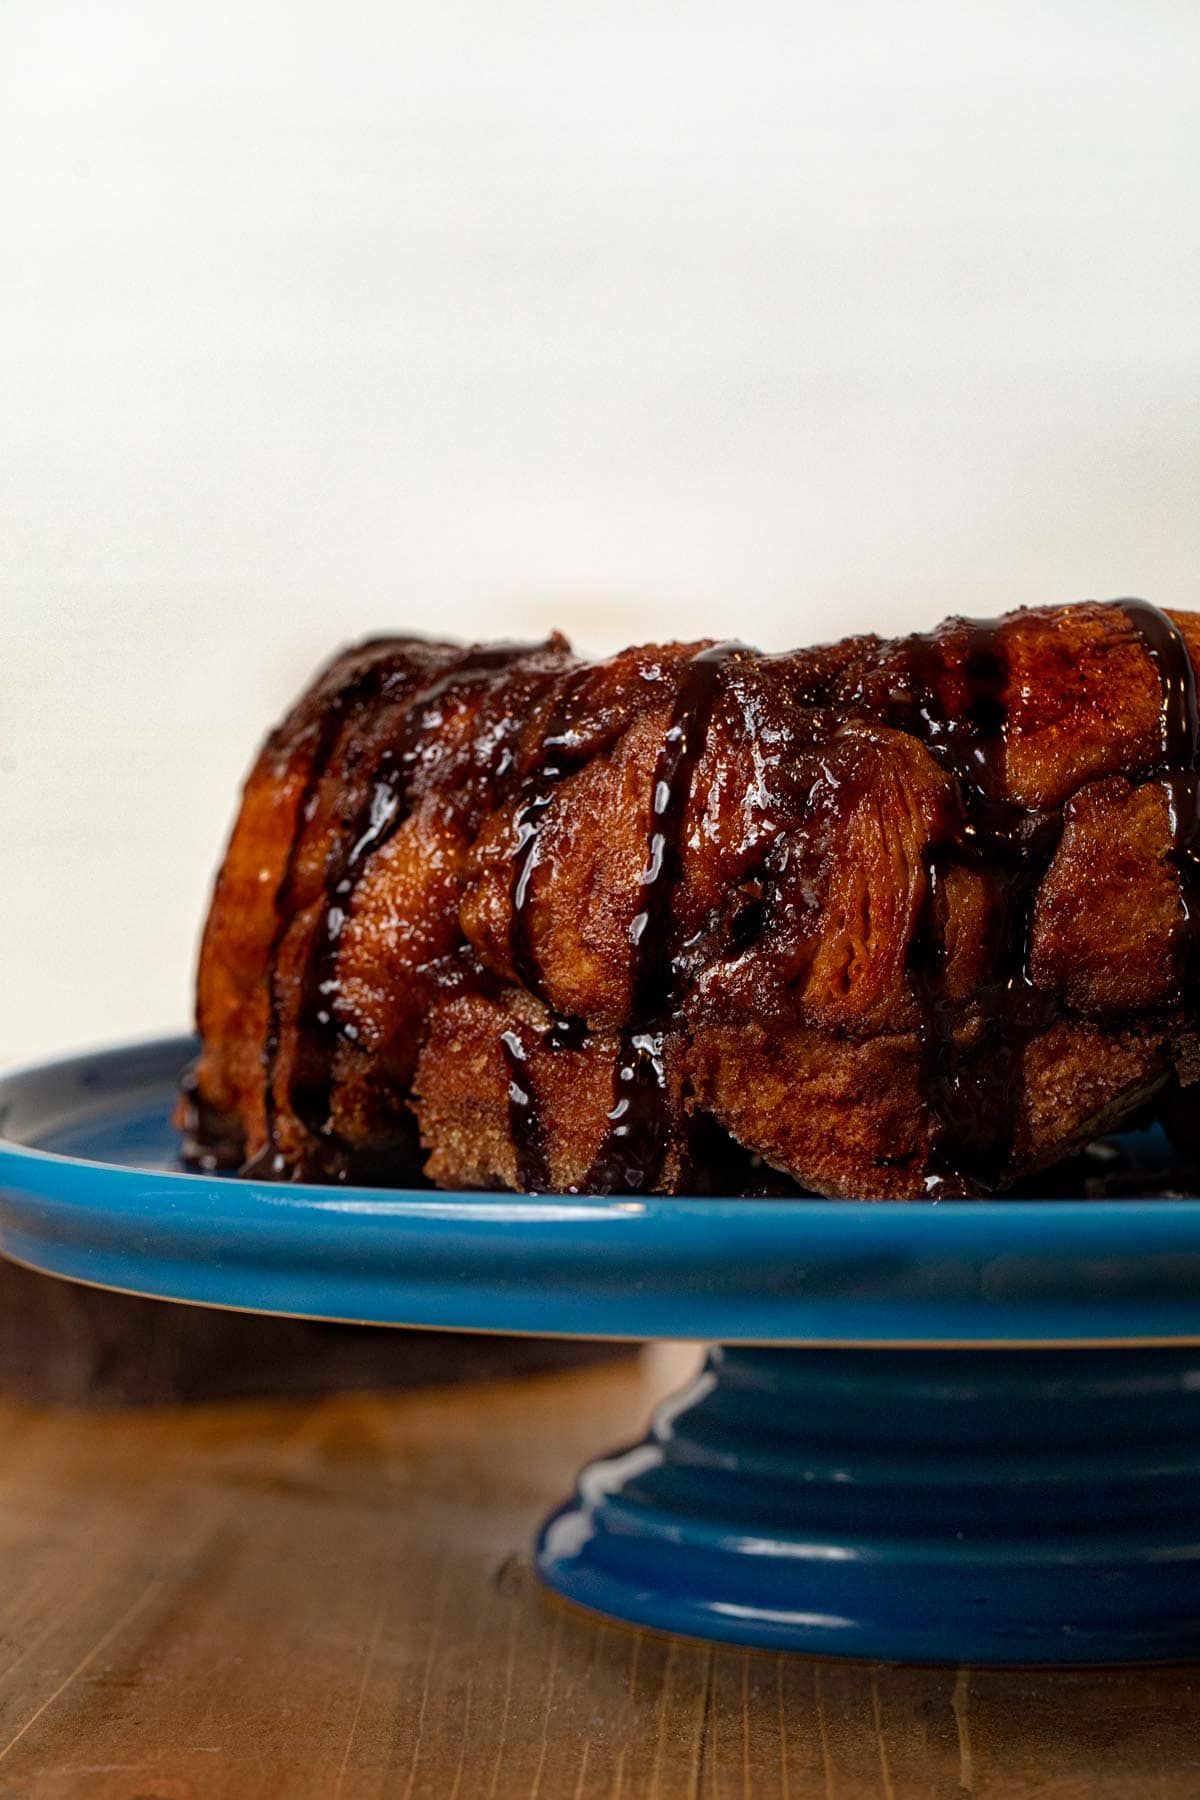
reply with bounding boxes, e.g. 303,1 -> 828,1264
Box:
4,1035 -> 1200,1665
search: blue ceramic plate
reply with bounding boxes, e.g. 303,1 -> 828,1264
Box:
0,1034 -> 1199,1347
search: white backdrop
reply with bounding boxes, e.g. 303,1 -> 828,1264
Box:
2,0 -> 1198,1061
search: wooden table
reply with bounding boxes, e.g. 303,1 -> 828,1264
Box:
0,1346 -> 1197,1798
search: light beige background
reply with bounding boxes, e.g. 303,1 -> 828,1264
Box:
2,0 -> 1198,1061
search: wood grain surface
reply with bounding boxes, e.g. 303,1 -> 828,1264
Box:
0,1346 -> 1197,1797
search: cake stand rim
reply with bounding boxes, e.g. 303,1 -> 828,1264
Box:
4,1033 -> 1200,1347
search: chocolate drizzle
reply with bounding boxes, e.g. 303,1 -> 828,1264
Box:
627,646 -> 741,1021
204,600 -> 1200,1201
242,649 -> 404,1180
499,1027 -> 551,1191
577,1030 -> 671,1194
1118,600 -> 1200,960
177,1064 -> 244,1173
508,675 -> 594,1004
580,643 -> 741,1193
905,599 -> 1200,1195
1122,600 -> 1200,770
902,617 -> 1057,1192
500,642 -> 741,1194
285,642 -> 539,1176
500,1014 -> 588,1193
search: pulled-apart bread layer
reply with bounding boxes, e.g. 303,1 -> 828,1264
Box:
181,602 -> 1200,1198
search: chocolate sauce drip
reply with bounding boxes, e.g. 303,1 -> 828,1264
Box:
1121,600 -> 1200,768
578,643 -> 742,1194
178,1063 -> 245,1173
578,1031 -> 671,1194
906,600 -> 1200,1194
206,604 -> 1200,1198
499,1028 -> 551,1191
903,618 -> 1063,1192
241,652 -> 404,1181
508,675 -> 594,1003
499,643 -> 742,1194
1117,600 -> 1200,974
500,1009 -> 587,1191
287,642 -> 539,1171
627,644 -> 740,1020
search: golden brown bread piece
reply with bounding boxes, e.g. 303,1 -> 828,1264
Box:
180,600 -> 1200,1198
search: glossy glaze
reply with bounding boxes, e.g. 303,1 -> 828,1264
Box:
285,641 -> 539,1178
580,642 -> 742,1194
901,600 -> 1200,1196
499,1025 -> 551,1192
1120,599 -> 1200,972
903,616 -> 1060,1193
508,669 -> 592,1004
502,642 -> 744,1195
244,648 -> 397,1178
188,601 -> 1200,1203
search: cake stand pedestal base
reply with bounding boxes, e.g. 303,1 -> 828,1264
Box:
536,1344 -> 1200,1664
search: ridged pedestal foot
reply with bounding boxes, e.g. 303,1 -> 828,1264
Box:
536,1344 -> 1200,1664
